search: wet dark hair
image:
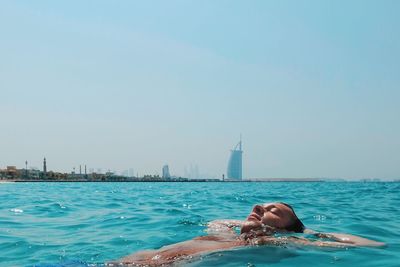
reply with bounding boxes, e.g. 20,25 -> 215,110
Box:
279,202 -> 305,233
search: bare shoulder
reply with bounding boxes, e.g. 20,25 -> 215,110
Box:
207,219 -> 243,235
208,219 -> 243,227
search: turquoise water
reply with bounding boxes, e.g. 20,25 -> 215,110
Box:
0,182 -> 399,267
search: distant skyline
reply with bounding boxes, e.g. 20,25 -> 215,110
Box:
1,1 -> 399,179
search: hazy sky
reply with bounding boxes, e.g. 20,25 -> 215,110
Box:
1,0 -> 399,179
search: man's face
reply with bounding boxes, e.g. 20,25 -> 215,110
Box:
241,203 -> 297,234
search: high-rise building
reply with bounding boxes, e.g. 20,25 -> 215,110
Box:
227,138 -> 243,180
162,165 -> 171,179
188,164 -> 199,179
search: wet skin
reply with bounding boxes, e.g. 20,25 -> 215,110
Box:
109,202 -> 385,266
241,202 -> 298,234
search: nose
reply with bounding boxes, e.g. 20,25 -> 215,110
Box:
252,204 -> 264,215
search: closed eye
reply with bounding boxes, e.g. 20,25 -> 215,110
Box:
270,207 -> 282,216
263,204 -> 283,216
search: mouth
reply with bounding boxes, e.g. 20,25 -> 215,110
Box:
247,213 -> 261,222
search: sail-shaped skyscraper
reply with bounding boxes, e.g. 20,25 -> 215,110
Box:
227,138 -> 243,180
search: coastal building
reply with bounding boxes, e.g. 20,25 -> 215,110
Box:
128,168 -> 134,177
185,164 -> 199,179
227,138 -> 243,180
6,166 -> 19,179
162,165 -> 171,179
29,168 -> 40,179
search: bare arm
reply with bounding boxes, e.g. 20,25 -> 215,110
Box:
109,221 -> 244,266
313,232 -> 385,247
112,240 -> 198,266
110,236 -> 244,266
302,228 -> 385,247
255,236 -> 355,248
256,232 -> 384,248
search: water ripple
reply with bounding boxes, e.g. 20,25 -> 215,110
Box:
0,182 -> 399,266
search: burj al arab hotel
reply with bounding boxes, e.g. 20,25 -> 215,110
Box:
227,138 -> 243,180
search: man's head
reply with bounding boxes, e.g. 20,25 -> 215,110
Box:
241,202 -> 305,234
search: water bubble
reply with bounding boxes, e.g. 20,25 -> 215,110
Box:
57,203 -> 66,209
151,254 -> 161,260
313,215 -> 326,221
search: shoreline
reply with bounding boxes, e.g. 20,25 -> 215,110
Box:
11,180 -> 324,183
3,179 -> 325,183
0,179 -> 398,183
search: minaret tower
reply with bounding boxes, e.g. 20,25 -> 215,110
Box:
43,157 -> 47,176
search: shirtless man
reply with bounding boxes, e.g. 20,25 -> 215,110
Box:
108,202 -> 384,266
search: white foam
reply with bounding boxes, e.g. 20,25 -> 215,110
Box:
10,208 -> 24,213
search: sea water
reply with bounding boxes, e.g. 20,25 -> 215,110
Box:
0,182 -> 399,267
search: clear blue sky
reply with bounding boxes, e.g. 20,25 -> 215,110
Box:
1,0 -> 399,179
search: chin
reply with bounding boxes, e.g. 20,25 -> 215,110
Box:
240,220 -> 262,234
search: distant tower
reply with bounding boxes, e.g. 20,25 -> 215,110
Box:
43,157 -> 47,176
162,165 -> 171,179
227,136 -> 243,180
194,165 -> 199,179
25,160 -> 28,178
